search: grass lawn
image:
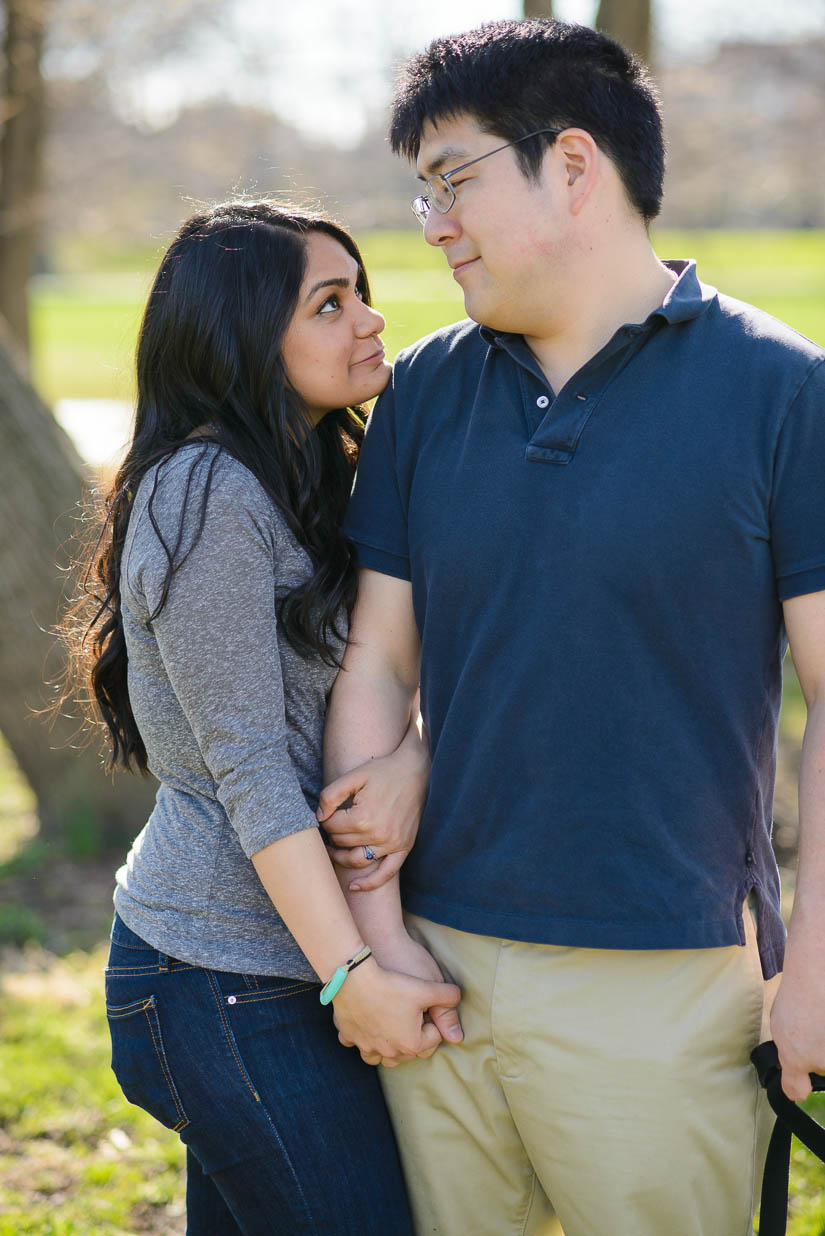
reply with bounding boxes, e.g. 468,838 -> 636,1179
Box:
0,946 -> 185,1235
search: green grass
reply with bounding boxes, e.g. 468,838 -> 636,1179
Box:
0,947 -> 185,1234
30,229 -> 825,406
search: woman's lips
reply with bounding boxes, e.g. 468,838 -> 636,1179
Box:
353,345 -> 386,366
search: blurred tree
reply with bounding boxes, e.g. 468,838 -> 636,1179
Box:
0,330 -> 156,848
522,1 -> 554,16
0,0 -> 221,851
0,0 -> 47,361
595,0 -> 652,63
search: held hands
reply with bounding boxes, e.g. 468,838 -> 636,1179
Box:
331,955 -> 461,1068
318,723 -> 429,892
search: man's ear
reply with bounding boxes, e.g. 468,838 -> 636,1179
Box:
553,129 -> 600,215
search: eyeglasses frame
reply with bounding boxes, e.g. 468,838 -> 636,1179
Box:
411,127 -> 562,225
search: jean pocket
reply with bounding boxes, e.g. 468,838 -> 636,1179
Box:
106,993 -> 190,1132
220,974 -> 319,1006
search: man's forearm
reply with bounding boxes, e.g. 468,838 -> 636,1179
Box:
771,693 -> 825,1097
784,696 -> 825,959
325,659 -> 417,779
324,652 -> 419,957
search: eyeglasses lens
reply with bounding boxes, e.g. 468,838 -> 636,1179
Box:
429,176 -> 453,211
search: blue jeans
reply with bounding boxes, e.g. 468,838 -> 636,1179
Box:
105,914 -> 412,1235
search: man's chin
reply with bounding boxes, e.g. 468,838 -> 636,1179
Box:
463,296 -> 518,334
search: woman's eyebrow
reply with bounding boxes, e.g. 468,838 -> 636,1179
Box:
305,275 -> 351,301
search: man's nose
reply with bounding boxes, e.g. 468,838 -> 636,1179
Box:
423,206 -> 461,248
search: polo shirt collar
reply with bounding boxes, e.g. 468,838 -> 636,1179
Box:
480,258 -> 717,353
655,259 -> 718,324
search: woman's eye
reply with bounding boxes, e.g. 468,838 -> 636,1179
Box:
355,285 -> 364,301
318,295 -> 340,315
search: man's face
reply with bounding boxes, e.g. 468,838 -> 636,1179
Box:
415,114 -> 570,335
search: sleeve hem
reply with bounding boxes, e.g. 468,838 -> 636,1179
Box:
351,541 -> 411,582
240,813 -> 320,860
777,564 -> 825,601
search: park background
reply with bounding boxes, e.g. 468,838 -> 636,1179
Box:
0,0 -> 824,1232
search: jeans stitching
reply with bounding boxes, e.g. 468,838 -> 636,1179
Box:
206,970 -> 261,1101
106,996 -> 155,1018
227,983 -> 317,1005
141,998 -> 190,1133
105,965 -> 197,977
205,975 -> 319,1229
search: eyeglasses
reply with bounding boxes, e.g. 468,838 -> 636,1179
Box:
411,128 -> 561,226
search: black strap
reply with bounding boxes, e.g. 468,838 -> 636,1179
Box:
750,1041 -> 825,1236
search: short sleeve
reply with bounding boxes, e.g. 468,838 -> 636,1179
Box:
343,377 -> 411,581
771,357 -> 825,601
134,455 -> 320,857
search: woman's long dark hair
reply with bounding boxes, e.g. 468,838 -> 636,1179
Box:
63,200 -> 372,774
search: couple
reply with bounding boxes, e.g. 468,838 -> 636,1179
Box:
78,18 -> 825,1236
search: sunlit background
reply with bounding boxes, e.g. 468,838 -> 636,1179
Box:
1,3 -> 824,1232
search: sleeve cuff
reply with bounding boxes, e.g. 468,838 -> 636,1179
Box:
777,562 -> 825,602
350,541 -> 411,582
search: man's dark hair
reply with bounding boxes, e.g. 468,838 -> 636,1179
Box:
390,19 -> 665,223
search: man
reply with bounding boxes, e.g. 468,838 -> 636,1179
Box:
323,19 -> 825,1236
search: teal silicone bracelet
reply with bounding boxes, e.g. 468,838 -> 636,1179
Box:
319,946 -> 372,1005
319,965 -> 347,1006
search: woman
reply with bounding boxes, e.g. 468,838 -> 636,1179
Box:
65,201 -> 458,1235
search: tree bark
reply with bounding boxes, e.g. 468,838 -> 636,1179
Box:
595,0 -> 652,64
0,0 -> 48,361
0,331 -> 156,849
522,0 -> 554,18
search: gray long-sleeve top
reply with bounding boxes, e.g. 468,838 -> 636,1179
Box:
114,442 -> 342,979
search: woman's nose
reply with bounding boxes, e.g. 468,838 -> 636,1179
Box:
357,302 -> 386,336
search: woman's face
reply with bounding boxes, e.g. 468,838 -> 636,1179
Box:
281,231 -> 390,424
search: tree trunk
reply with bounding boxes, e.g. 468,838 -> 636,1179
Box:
0,332 -> 156,850
0,0 -> 48,362
595,0 -> 652,64
522,1 -> 554,18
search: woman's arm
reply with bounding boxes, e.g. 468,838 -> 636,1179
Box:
251,828 -> 458,1064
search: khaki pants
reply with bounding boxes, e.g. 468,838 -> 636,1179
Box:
381,908 -> 778,1236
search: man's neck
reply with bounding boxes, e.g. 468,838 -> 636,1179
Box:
524,242 -> 677,396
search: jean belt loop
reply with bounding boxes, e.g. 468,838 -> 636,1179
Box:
157,951 -> 170,971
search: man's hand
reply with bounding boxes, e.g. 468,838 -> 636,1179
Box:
771,918 -> 825,1100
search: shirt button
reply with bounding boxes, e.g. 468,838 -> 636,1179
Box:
536,395 -> 550,409
227,995 -> 237,1004
745,851 -> 754,865
576,393 -> 587,401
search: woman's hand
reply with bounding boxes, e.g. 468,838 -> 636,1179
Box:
317,711 -> 430,891
332,956 -> 460,1067
371,931 -> 464,1058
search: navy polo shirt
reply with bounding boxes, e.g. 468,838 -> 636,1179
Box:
344,260 -> 825,978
